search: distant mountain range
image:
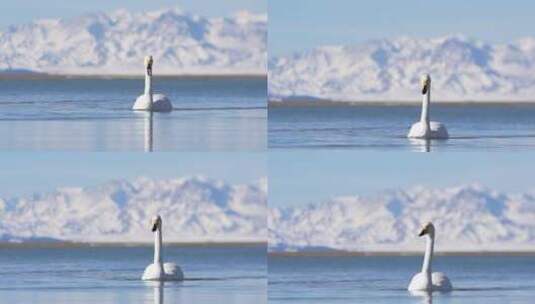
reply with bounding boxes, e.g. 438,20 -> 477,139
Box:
269,185 -> 535,252
0,8 -> 266,75
0,177 -> 266,243
269,35 -> 535,102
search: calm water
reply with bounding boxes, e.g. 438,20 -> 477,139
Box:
0,245 -> 266,304
0,78 -> 266,151
269,104 -> 535,151
269,255 -> 535,303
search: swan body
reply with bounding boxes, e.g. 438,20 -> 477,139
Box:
142,262 -> 183,281
408,271 -> 452,292
408,222 -> 452,292
132,56 -> 173,112
133,94 -> 172,112
407,75 -> 448,139
142,215 -> 184,281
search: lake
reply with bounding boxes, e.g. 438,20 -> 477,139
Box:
269,104 -> 535,151
0,77 -> 266,151
0,245 -> 266,304
268,255 -> 535,303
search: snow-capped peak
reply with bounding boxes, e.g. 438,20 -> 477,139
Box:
0,176 -> 267,243
0,8 -> 266,75
269,35 -> 535,102
269,184 -> 535,252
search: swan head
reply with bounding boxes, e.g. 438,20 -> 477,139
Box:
150,215 -> 162,232
144,55 -> 153,76
418,222 -> 435,237
420,74 -> 431,94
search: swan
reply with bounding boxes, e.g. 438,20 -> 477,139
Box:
132,56 -> 173,112
408,222 -> 452,292
407,74 -> 448,139
142,215 -> 184,281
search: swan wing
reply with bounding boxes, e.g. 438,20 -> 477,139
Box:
429,121 -> 449,138
408,272 -> 429,291
142,263 -> 159,280
164,262 -> 184,281
407,122 -> 426,138
133,95 -> 152,110
432,272 -> 452,291
152,94 -> 173,112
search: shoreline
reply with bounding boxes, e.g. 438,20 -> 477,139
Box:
0,241 -> 267,249
269,100 -> 535,107
269,250 -> 535,257
0,73 -> 266,80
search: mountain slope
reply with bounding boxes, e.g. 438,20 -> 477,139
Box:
0,177 -> 267,243
269,35 -> 535,102
0,8 -> 266,75
269,185 -> 535,252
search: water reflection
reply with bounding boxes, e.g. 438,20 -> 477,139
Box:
144,281 -> 163,304
408,138 -> 432,152
409,290 -> 433,304
144,111 -> 153,152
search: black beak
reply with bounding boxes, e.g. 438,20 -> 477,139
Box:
418,228 -> 426,237
151,223 -> 158,232
147,63 -> 153,76
421,83 -> 428,95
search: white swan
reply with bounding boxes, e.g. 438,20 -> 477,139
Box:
132,56 -> 173,112
407,75 -> 448,139
142,215 -> 184,281
408,222 -> 452,292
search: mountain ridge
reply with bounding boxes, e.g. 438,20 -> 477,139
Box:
0,176 -> 267,243
269,35 -> 535,102
269,184 -> 535,252
0,8 -> 266,75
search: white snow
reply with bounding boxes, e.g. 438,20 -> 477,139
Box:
269,35 -> 535,102
0,176 -> 267,243
269,184 -> 535,252
0,8 -> 266,75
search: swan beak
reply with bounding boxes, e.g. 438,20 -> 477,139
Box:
147,62 -> 153,76
421,82 -> 428,95
151,222 -> 158,232
418,227 -> 427,236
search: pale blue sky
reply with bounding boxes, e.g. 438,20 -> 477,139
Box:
269,151 -> 535,208
269,0 -> 535,56
1,0 -> 266,28
0,152 -> 265,198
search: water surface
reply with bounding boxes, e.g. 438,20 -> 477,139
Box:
0,78 -> 266,151
269,104 -> 535,151
269,255 -> 535,303
0,245 -> 266,304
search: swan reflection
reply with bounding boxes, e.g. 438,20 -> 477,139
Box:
409,290 -> 433,304
144,111 -> 153,152
144,281 -> 163,304
408,138 -> 431,152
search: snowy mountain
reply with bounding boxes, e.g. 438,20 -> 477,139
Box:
0,8 -> 266,75
0,177 -> 267,243
269,185 -> 535,252
269,35 -> 535,102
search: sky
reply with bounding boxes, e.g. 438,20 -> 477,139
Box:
0,0 -> 266,28
0,152 -> 265,198
269,0 -> 535,56
269,151 -> 535,208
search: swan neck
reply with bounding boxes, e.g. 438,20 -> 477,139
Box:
144,70 -> 153,96
154,227 -> 162,265
422,234 -> 434,273
420,89 -> 430,128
